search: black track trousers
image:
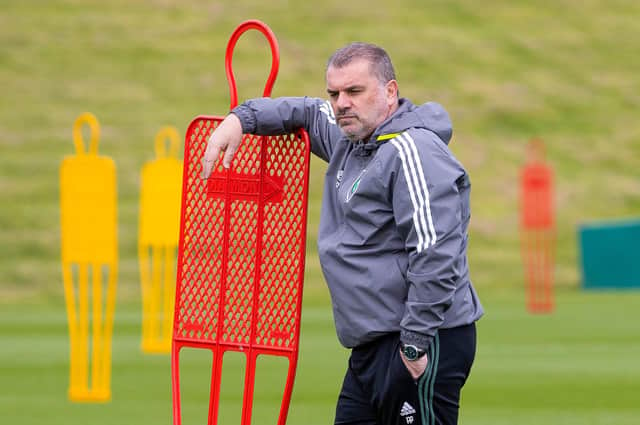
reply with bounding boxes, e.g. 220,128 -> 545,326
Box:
334,323 -> 476,425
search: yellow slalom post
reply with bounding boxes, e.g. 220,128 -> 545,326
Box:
59,112 -> 118,402
139,126 -> 183,354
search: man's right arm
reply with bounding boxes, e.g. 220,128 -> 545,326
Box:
202,96 -> 340,177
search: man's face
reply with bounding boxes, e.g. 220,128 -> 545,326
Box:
326,59 -> 397,142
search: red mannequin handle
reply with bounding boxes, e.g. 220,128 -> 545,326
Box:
225,20 -> 280,110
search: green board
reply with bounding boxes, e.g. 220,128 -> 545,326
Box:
579,219 -> 640,289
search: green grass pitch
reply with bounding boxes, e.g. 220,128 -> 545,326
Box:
2,289 -> 640,424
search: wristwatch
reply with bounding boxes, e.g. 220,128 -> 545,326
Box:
401,343 -> 427,361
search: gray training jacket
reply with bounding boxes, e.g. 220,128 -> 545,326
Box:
232,97 -> 483,352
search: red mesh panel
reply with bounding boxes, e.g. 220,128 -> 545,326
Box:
174,117 -> 309,352
172,114 -> 310,425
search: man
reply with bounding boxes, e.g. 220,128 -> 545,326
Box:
202,42 -> 483,425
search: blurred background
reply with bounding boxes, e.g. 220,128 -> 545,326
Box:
1,1 -> 639,424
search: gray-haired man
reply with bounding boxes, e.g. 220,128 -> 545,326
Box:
202,42 -> 483,425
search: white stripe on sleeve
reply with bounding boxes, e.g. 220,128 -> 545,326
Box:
391,133 -> 437,252
319,101 -> 336,124
391,137 -> 427,252
400,133 -> 437,248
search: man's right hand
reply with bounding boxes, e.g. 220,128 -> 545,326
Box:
202,113 -> 243,178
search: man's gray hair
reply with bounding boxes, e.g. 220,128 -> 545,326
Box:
327,42 -> 396,84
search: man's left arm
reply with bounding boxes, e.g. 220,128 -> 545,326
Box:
391,132 -> 467,355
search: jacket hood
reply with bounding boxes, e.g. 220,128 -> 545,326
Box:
373,98 -> 453,145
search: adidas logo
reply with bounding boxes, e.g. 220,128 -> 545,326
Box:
400,402 -> 416,417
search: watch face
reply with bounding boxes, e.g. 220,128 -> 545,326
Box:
403,344 -> 419,360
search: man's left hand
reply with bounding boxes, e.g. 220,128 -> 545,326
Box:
400,350 -> 428,380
